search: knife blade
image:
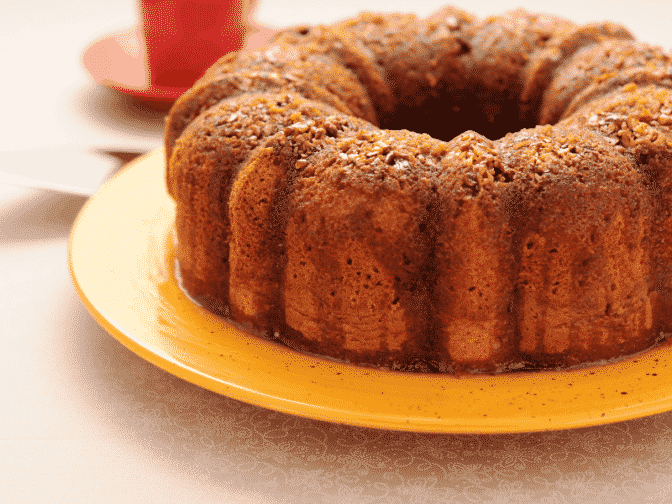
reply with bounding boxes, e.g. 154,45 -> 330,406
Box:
0,147 -> 148,196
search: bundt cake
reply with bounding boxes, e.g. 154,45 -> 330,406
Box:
165,6 -> 672,373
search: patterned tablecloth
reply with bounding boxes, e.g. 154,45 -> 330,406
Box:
2,0 -> 672,502
86,328 -> 672,503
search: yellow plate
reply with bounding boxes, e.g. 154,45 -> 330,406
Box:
69,148 -> 672,434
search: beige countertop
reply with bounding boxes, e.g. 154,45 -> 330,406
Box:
2,0 -> 672,502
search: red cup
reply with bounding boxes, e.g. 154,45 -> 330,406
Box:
139,0 -> 249,89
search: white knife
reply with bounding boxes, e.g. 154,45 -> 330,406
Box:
0,148 -> 148,196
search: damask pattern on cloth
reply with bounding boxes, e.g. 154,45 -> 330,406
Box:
78,323 -> 672,504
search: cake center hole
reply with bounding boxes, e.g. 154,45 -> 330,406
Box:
381,93 -> 540,142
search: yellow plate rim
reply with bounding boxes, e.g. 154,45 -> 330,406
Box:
68,148 -> 672,434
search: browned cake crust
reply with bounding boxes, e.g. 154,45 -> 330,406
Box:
267,25 -> 394,120
165,70 -> 354,162
496,126 -> 654,366
540,40 -> 671,124
168,93 -> 342,312
165,42 -> 379,162
560,84 -> 672,327
463,10 -> 576,137
166,6 -> 672,373
562,65 -> 672,120
521,22 -> 634,122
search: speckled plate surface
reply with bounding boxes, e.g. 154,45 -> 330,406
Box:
69,148 -> 672,434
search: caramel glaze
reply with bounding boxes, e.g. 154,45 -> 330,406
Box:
166,7 -> 672,373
